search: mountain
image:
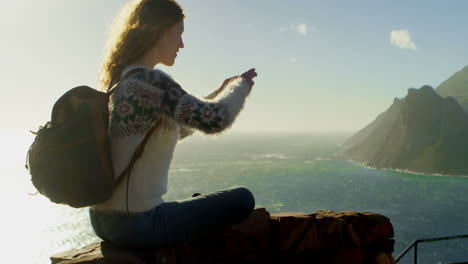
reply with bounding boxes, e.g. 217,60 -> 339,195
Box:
343,85 -> 468,176
436,65 -> 468,112
344,97 -> 402,148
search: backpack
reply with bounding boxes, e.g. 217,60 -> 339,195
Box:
25,68 -> 156,208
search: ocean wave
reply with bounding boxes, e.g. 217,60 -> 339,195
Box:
248,153 -> 291,160
170,168 -> 201,173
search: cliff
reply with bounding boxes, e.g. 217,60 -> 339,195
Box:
343,85 -> 468,176
51,209 -> 395,264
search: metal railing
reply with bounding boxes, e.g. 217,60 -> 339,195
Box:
395,234 -> 468,263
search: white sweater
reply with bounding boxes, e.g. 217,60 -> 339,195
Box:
92,66 -> 251,213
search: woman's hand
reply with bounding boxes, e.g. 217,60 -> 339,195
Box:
205,68 -> 258,100
241,68 -> 257,88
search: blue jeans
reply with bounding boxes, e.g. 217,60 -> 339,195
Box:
89,186 -> 255,249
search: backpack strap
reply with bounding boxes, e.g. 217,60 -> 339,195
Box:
106,66 -> 150,187
106,67 -> 161,215
119,119 -> 161,215
117,122 -> 160,181
107,67 -> 147,94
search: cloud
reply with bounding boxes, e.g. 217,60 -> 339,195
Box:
390,29 -> 416,50
297,24 -> 308,35
289,56 -> 297,63
279,23 -> 314,35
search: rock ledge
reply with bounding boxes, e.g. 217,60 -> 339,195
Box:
51,209 -> 395,264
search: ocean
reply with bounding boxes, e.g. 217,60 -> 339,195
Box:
3,132 -> 468,264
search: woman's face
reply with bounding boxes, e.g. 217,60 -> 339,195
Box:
153,20 -> 185,67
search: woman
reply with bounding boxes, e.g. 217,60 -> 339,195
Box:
89,0 -> 258,249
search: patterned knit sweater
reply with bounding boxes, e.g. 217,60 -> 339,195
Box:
92,66 -> 252,213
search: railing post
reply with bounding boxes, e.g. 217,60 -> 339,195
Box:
413,242 -> 417,264
396,234 -> 468,263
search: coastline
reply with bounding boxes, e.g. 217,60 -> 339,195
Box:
324,153 -> 468,178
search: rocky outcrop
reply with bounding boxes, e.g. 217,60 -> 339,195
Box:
51,209 -> 395,264
343,85 -> 468,176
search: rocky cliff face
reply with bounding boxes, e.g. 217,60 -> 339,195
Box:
51,209 -> 395,264
343,85 -> 468,175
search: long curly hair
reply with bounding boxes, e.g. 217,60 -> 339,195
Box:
99,0 -> 185,91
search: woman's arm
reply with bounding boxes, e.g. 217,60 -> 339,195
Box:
176,76 -> 234,140
203,76 -> 238,100
151,70 -> 252,134
179,71 -> 255,140
110,69 -> 254,137
204,69 -> 257,101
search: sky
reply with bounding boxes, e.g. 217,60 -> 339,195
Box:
0,2 -> 467,260
1,0 -> 468,136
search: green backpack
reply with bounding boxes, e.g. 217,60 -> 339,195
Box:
25,68 -> 156,208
